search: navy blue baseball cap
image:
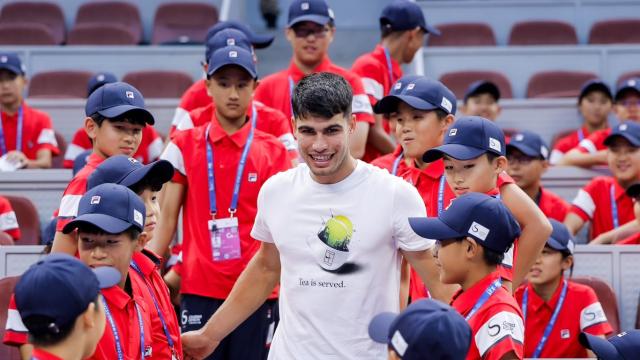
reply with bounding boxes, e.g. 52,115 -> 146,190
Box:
464,80 -> 500,102
409,192 -> 521,253
423,116 -> 505,163
87,72 -> 117,97
625,182 -> 640,198
287,0 -> 335,27
208,45 -> 257,79
369,299 -> 471,360
88,155 -> 174,191
206,20 -> 274,49
15,253 -> 120,335
63,183 -> 146,234
373,74 -> 422,114
579,79 -> 612,102
205,28 -> 254,63
615,77 -> 640,101
380,0 -> 440,35
507,130 -> 550,160
0,52 -> 25,75
85,81 -> 155,125
604,121 -> 640,147
375,77 -> 457,115
546,219 -> 575,255
580,330 -> 640,360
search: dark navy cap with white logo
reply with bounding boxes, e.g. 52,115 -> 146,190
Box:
63,183 -> 146,234
15,253 -> 120,335
615,77 -> 640,101
87,72 -> 117,97
88,155 -> 174,191
409,192 -> 521,253
208,45 -> 257,79
546,219 -> 575,255
380,0 -> 440,35
372,74 -> 422,114
205,28 -> 254,63
206,20 -> 274,49
423,116 -> 505,162
580,330 -> 640,360
579,79 -> 612,102
507,130 -> 549,160
369,299 -> 471,360
0,52 -> 25,75
375,77 -> 456,115
464,80 -> 500,102
604,121 -> 640,148
287,0 -> 334,27
85,81 -> 155,125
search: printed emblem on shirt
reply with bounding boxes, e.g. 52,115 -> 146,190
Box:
580,302 -> 607,330
561,329 -> 570,339
306,212 -> 360,274
475,311 -> 524,357
248,172 -> 258,182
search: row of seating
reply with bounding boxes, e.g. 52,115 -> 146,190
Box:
0,1 -> 218,45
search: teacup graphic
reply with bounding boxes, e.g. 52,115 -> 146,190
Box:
309,215 -> 353,271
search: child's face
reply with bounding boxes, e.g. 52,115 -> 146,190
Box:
433,238 -> 469,285
78,231 -> 140,288
138,188 -> 160,241
528,246 -> 571,286
443,154 -> 505,196
401,29 -> 426,64
579,91 -> 612,127
393,101 -> 451,161
463,93 -> 500,121
0,70 -> 26,107
506,149 -> 547,191
287,21 -> 334,66
207,66 -> 256,121
86,119 -> 144,158
615,92 -> 640,122
607,137 -> 640,185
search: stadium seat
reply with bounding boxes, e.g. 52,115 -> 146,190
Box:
3,196 -> 40,245
0,23 -> 56,45
28,71 -> 94,98
571,276 -> 620,335
122,70 -> 194,98
508,20 -> 578,46
616,71 -> 640,86
67,23 -> 138,45
0,1 -> 65,44
51,131 -> 67,169
526,71 -> 598,98
438,71 -> 513,99
152,2 -> 219,44
0,276 -> 20,360
0,231 -> 13,245
427,22 -> 496,47
72,1 -> 142,44
589,19 -> 640,44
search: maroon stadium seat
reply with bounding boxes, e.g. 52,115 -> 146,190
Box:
0,276 -> 21,360
0,1 -> 65,44
28,71 -> 93,98
438,71 -> 513,99
0,231 -> 13,245
4,195 -> 40,245
427,22 -> 496,47
72,1 -> 142,44
508,20 -> 578,46
571,276 -> 619,335
122,70 -> 194,98
67,23 -> 138,45
0,23 -> 56,45
51,131 -> 67,169
616,71 -> 640,86
526,71 -> 598,98
151,2 -> 219,44
589,19 -> 640,44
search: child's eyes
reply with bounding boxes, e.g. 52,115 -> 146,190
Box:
444,165 -> 453,170
463,164 -> 475,169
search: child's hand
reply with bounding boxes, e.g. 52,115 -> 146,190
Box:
5,150 -> 28,168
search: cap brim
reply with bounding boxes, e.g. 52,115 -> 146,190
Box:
409,217 -> 462,240
120,160 -> 174,189
579,333 -> 620,360
250,33 -> 275,49
424,23 -> 441,36
0,64 -> 23,75
581,83 -> 612,101
62,214 -> 135,235
92,266 -> 121,289
368,312 -> 396,343
98,106 -> 155,125
615,86 -> 640,101
288,15 -> 331,27
208,62 -> 257,79
375,95 -> 438,114
423,144 -> 487,163
604,133 -> 640,147
546,237 -> 568,253
626,183 -> 640,198
465,82 -> 500,101
506,143 -> 539,158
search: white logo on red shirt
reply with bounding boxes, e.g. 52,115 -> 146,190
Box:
248,173 -> 258,182
561,329 -> 570,339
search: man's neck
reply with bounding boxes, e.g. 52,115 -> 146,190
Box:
215,110 -> 247,135
380,39 -> 404,65
523,183 -> 541,202
293,56 -> 324,75
1,100 -> 22,116
460,263 -> 496,291
531,275 -> 563,302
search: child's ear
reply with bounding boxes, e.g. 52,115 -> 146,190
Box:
253,79 -> 259,91
495,155 -> 508,173
464,237 -> 479,259
443,114 -> 455,129
135,231 -> 149,252
205,79 -> 212,97
82,301 -> 97,329
85,117 -> 98,140
561,255 -> 574,271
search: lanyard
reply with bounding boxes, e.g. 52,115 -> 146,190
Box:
610,184 -> 619,228
382,47 -> 395,86
577,128 -> 585,142
391,152 -> 403,176
103,295 -> 146,360
0,106 -> 23,155
465,278 -> 502,321
522,280 -> 568,358
206,105 -> 257,218
288,76 -> 295,119
437,175 -> 446,216
130,260 -> 175,349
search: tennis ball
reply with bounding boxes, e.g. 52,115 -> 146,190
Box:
325,216 -> 353,249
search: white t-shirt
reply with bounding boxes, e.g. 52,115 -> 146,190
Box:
251,160 -> 431,360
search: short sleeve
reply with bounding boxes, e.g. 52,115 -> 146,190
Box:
392,179 -> 431,251
35,113 -> 60,155
3,295 -> 28,347
580,287 -> 613,335
251,182 -> 274,243
474,310 -> 525,360
571,185 -> 598,221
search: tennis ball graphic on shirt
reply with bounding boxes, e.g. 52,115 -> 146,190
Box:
318,215 -> 353,251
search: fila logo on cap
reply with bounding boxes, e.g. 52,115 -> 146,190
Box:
301,2 -> 309,10
90,196 -> 101,205
406,83 -> 415,90
489,137 -> 502,152
128,157 -> 138,164
630,80 -> 637,86
134,209 -> 143,226
514,134 -> 524,141
468,221 -> 490,240
229,51 -> 238,58
0,56 -> 6,63
394,82 -> 402,90
441,97 -> 452,113
226,38 -> 236,46
97,74 -> 105,81
126,91 -> 134,99
449,128 -> 458,136
620,123 -> 628,131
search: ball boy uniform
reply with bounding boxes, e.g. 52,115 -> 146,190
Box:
0,196 -> 20,241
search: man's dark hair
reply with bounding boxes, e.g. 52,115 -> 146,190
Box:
90,112 -> 148,127
76,223 -> 141,241
292,72 -> 352,120
26,297 -> 100,347
482,247 -> 505,266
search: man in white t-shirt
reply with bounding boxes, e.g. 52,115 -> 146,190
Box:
181,72 -> 453,360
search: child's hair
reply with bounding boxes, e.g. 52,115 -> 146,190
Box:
482,246 -> 505,266
90,112 -> 147,127
562,251 -> 574,278
130,176 -> 163,194
77,223 -> 141,240
25,297 -> 100,347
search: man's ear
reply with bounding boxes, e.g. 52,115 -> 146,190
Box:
85,117 -> 98,140
135,231 -> 149,252
349,114 -> 357,134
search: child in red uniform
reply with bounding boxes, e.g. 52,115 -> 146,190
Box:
565,122 -> 640,242
516,219 -> 611,358
0,52 -> 59,169
461,80 -> 502,122
0,195 -> 20,241
506,130 -> 570,221
410,193 -> 525,360
611,182 -> 640,244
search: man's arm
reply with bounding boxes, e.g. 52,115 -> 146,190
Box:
181,242 -> 281,359
147,181 -> 185,255
367,114 -> 395,155
349,122 -> 369,159
402,248 -> 458,303
557,149 -> 607,167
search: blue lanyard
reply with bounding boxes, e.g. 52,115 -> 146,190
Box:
382,47 -> 395,86
465,278 -> 502,321
206,105 -> 257,218
0,106 -> 23,155
103,295 -> 146,360
391,152 -> 403,176
610,185 -> 619,228
130,260 -> 175,349
577,128 -> 585,142
437,175 -> 446,216
522,280 -> 568,358
288,76 -> 295,119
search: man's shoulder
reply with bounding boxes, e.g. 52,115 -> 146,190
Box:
260,165 -> 305,193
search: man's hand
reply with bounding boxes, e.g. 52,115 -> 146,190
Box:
181,329 -> 220,360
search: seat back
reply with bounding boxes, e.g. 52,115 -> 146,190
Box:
0,1 -> 65,43
0,23 -> 56,45
28,71 -> 94,98
51,131 -> 67,169
3,195 -> 40,245
74,1 -> 142,43
427,22 -> 496,47
526,71 -> 598,98
616,71 -> 640,86
67,23 -> 137,45
122,70 -> 193,98
508,20 -> 578,45
439,70 -> 513,99
571,276 -> 620,335
589,19 -> 640,44
0,277 -> 21,360
152,2 -> 219,44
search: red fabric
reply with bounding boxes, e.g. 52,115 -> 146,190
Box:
0,196 -> 20,241
2,294 -> 27,346
576,128 -> 611,154
56,153 -> 104,231
538,187 -> 570,222
618,232 -> 640,244
552,126 -> 592,158
370,146 -> 405,175
0,102 -> 59,158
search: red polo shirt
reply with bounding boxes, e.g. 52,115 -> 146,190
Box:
170,80 -> 212,135
619,232 -> 640,244
451,271 -> 524,360
538,186 -> 570,222
3,294 -> 27,346
549,126 -> 592,164
253,57 -> 375,129
371,146 -> 406,175
63,126 -> 163,168
0,196 -> 20,241
576,128 -> 610,155
161,116 -> 290,299
515,279 -> 612,358
56,152 -> 104,231
31,349 -> 64,360
0,102 -> 59,159
570,176 -> 634,240
130,250 -> 183,359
